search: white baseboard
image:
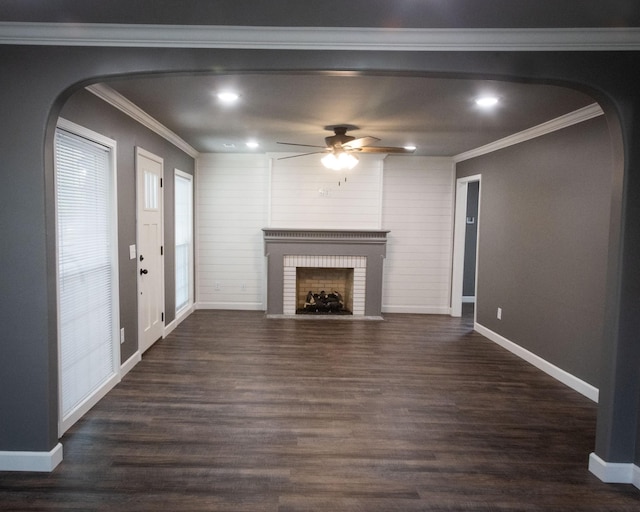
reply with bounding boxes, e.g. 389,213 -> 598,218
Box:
196,301 -> 264,311
382,305 -> 451,315
462,296 -> 476,303
474,322 -> 599,402
0,443 -> 63,472
589,453 -> 640,489
164,304 -> 195,337
120,350 -> 141,378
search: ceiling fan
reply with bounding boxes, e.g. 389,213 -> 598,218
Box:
277,126 -> 415,168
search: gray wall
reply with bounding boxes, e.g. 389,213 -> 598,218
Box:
59,89 -> 195,363
457,116 -> 612,386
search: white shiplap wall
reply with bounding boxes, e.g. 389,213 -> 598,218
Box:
269,153 -> 385,229
196,152 -> 455,313
196,154 -> 268,310
381,156 -> 455,314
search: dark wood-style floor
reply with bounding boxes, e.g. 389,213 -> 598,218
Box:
2,310 -> 639,511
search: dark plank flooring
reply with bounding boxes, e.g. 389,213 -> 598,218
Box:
2,310 -> 639,511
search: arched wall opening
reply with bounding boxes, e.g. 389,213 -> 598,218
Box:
1,45 -> 635,480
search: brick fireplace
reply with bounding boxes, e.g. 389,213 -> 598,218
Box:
263,229 -> 389,318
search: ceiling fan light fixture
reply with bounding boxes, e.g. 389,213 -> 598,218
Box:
322,152 -> 359,171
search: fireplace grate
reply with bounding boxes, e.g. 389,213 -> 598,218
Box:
297,290 -> 352,315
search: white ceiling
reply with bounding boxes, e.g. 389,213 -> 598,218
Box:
105,72 -> 594,157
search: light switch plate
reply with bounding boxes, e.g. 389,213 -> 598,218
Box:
129,244 -> 136,260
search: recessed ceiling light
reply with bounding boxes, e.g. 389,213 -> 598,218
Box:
404,145 -> 417,151
217,91 -> 240,103
475,96 -> 499,108
246,141 -> 259,149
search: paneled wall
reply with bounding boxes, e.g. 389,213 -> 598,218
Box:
269,153 -> 385,229
196,152 -> 455,313
381,157 -> 455,314
197,154 -> 268,309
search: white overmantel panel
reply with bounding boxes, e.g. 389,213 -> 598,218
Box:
268,152 -> 385,229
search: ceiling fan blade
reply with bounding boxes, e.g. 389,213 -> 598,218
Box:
343,136 -> 380,149
277,142 -> 327,149
359,146 -> 416,154
278,151 -> 327,160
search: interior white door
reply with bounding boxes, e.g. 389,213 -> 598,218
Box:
136,147 -> 164,354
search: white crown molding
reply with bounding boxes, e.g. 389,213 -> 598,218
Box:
454,103 -> 604,162
1,23 -> 640,51
86,84 -> 199,158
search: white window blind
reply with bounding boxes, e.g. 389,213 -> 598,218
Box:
55,127 -> 119,432
175,171 -> 193,313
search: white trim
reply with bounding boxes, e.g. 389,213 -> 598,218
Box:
136,147 -> 166,353
56,117 -> 116,148
383,305 -> 451,315
451,175 -> 481,318
55,119 -> 121,437
475,322 -> 599,402
174,168 -> 195,318
196,301 -> 264,311
2,23 -> 640,51
462,296 -> 476,303
164,318 -> 178,337
86,84 -> 199,158
454,103 -> 604,162
120,350 -> 141,378
0,443 -> 63,472
165,304 -> 196,337
589,453 -> 639,488
59,374 -> 120,435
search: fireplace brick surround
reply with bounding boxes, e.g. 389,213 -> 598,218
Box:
263,229 -> 389,318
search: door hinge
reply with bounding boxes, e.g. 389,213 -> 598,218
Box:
160,245 -> 163,256
160,178 -> 163,187
161,312 -> 164,322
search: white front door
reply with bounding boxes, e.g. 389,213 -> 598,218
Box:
136,147 -> 164,354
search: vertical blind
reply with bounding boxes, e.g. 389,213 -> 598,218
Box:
55,129 -> 116,424
175,173 -> 192,313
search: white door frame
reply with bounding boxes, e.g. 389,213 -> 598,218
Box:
451,174 -> 481,317
136,147 -> 165,353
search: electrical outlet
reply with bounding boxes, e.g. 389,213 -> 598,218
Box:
214,282 -> 221,291
497,307 -> 502,320
120,328 -> 125,344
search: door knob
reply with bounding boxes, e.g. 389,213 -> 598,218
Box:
140,269 -> 148,275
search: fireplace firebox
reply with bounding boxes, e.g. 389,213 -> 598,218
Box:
297,267 -> 354,315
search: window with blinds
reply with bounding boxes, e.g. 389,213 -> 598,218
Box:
175,171 -> 193,314
55,124 -> 120,434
